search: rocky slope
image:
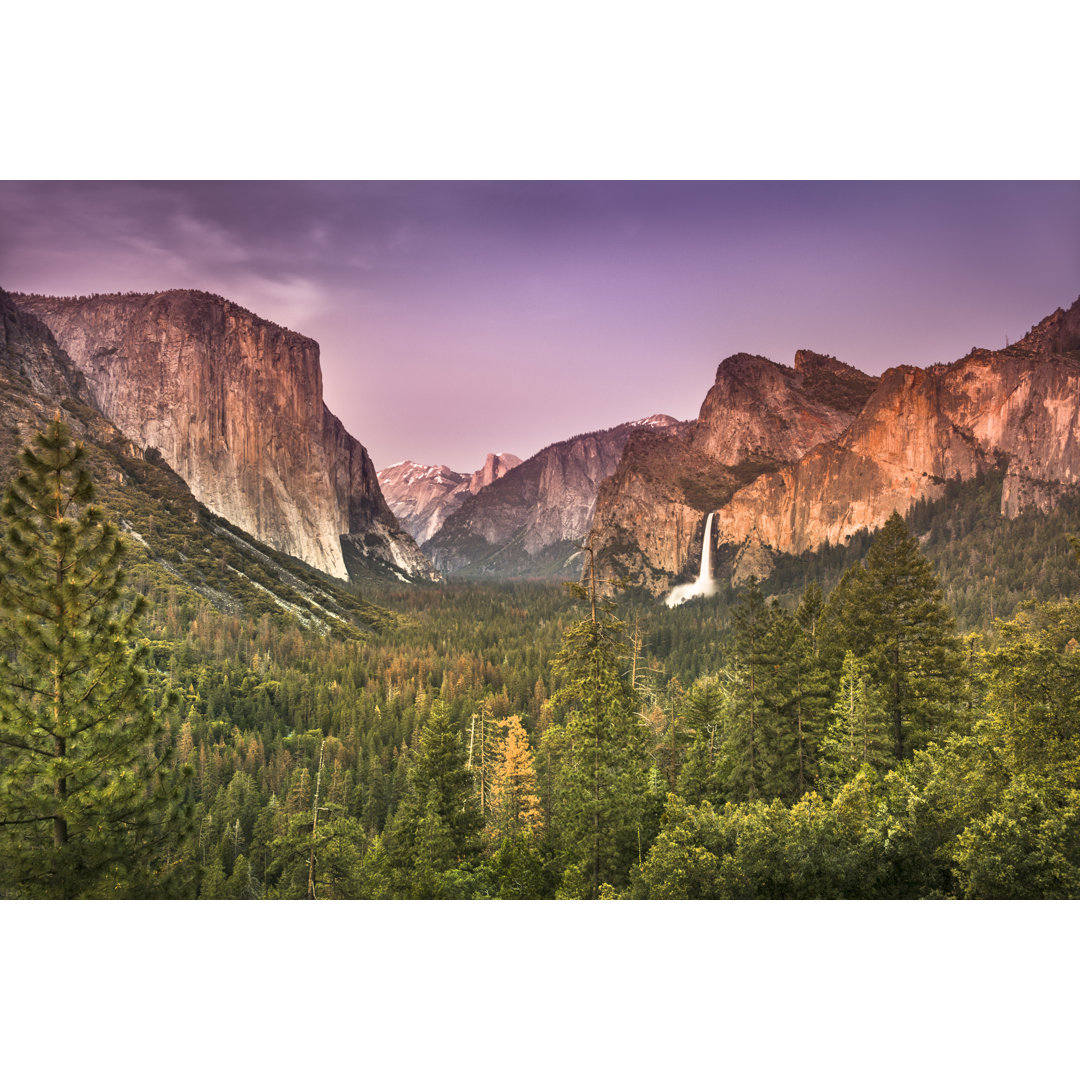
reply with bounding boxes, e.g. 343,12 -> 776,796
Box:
377,452 -> 522,545
13,290 -> 437,583
0,289 -> 394,633
710,297 -> 1080,558
588,296 -> 1080,597
424,415 -> 688,578
587,352 -> 878,593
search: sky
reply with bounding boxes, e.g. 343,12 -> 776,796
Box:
2,180 -> 1079,473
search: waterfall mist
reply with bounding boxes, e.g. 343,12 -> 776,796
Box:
664,512 -> 717,607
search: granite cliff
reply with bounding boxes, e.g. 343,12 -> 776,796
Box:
0,288 -> 394,631
586,352 -> 878,592
377,452 -> 522,545
424,415 -> 687,579
14,290 -> 437,583
710,298 -> 1080,558
588,296 -> 1080,597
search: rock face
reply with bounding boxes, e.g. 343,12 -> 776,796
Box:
1,290 -> 104,472
694,350 -> 878,465
377,452 -> 522,545
424,415 -> 688,578
14,290 -> 438,582
711,299 -> 1080,555
0,289 -> 399,632
587,352 -> 878,593
589,295 -> 1080,596
1,293 -> 89,404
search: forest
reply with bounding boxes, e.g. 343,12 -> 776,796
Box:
3,423 -> 1080,899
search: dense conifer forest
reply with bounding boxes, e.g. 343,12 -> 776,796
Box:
4,428 -> 1080,899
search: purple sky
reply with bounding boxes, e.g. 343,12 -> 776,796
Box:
2,181 -> 1078,472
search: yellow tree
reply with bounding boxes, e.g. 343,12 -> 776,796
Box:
487,715 -> 543,845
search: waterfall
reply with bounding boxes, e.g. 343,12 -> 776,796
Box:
699,511 -> 714,583
665,511 -> 718,607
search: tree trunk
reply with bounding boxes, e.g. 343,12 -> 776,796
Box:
306,739 -> 325,899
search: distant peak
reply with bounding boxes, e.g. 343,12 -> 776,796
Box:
715,353 -> 776,381
794,349 -> 836,374
1013,294 -> 1080,357
469,451 -> 521,494
794,349 -> 875,381
628,414 -> 681,429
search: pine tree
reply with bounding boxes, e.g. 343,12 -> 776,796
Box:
542,581 -> 650,898
759,605 -> 828,801
839,513 -> 965,759
723,577 -> 771,799
654,676 -> 691,794
0,419 -> 185,898
677,676 -> 726,804
818,651 -> 892,795
791,584 -> 832,791
819,565 -> 863,687
383,701 -> 481,898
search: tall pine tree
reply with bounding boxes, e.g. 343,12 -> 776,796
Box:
542,580 -> 650,898
0,419 -> 184,898
818,650 -> 892,795
383,701 -> 482,898
722,576 -> 771,799
830,512 -> 964,760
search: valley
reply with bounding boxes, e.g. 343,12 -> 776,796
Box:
4,282 -> 1080,899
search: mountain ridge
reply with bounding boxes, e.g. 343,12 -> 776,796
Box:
12,289 -> 438,585
377,451 -> 522,545
0,288 -> 395,634
585,348 -> 879,593
586,293 -> 1080,597
423,414 -> 690,578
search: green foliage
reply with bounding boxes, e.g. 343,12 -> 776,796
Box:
818,652 -> 892,796
825,512 -> 964,760
639,778 -> 883,900
676,676 -> 726,804
721,577 -> 770,799
0,420 -> 185,897
483,833 -> 553,899
542,584 -> 653,898
3,416 -> 1076,898
953,774 -> 1080,899
383,701 -> 482,898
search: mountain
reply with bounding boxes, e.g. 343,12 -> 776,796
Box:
0,289 -> 394,635
422,415 -> 689,578
588,296 -> 1080,597
377,451 -> 522,545
586,352 -> 878,593
709,297 -> 1080,558
13,290 -> 438,584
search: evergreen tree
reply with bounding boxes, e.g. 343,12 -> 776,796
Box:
819,565 -> 863,687
542,582 -> 650,898
383,701 -> 481,898
225,853 -> 259,899
835,512 -> 964,760
722,577 -> 771,799
0,420 -> 184,898
654,676 -> 692,794
677,676 -> 726,804
759,605 -> 828,801
818,651 -> 892,796
791,584 -> 833,790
